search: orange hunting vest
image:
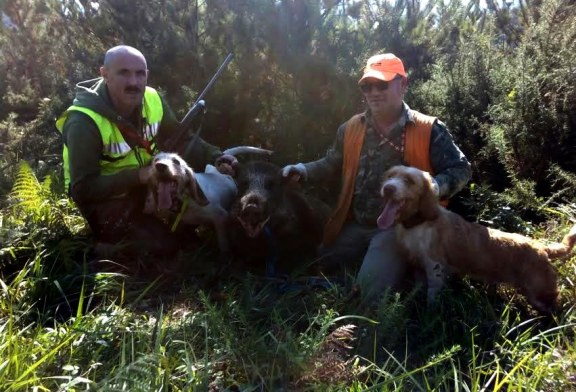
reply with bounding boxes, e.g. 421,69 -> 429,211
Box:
322,111 -> 437,246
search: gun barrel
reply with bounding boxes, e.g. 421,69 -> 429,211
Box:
179,53 -> 234,128
193,53 -> 234,105
166,53 -> 234,154
180,100 -> 206,130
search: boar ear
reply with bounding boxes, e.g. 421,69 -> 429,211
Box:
186,168 -> 209,206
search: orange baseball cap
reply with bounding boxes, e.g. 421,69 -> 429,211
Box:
358,53 -> 406,84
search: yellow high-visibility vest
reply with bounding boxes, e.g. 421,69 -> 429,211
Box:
56,87 -> 163,189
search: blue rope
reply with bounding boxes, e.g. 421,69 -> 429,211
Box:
263,224 -> 279,278
262,224 -> 343,293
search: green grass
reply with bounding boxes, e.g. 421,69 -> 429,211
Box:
2,165 -> 576,390
0,242 -> 575,391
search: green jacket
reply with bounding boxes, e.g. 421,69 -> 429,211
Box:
57,78 -> 222,216
57,86 -> 164,190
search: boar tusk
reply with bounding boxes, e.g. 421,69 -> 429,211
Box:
223,146 -> 274,156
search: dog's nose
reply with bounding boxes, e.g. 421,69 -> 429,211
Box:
155,162 -> 168,173
382,183 -> 396,197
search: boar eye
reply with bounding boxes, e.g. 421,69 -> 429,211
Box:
265,177 -> 276,188
237,178 -> 248,190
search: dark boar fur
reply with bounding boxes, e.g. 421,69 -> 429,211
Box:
228,160 -> 330,275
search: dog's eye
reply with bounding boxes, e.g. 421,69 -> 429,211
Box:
403,176 -> 415,185
172,157 -> 181,166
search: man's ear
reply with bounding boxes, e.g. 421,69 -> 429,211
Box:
100,66 -> 107,79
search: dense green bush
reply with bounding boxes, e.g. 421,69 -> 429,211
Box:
1,0 -> 574,204
2,2 -> 576,390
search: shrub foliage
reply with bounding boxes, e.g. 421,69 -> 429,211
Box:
2,0 -> 576,390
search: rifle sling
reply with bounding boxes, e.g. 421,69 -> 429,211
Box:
115,121 -> 153,155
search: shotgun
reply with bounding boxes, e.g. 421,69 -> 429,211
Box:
165,52 -> 234,153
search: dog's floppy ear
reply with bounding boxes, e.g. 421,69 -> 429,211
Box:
418,171 -> 440,221
185,167 -> 210,206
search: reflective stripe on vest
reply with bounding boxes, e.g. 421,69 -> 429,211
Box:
56,87 -> 163,190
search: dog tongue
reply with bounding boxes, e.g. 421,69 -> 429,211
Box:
377,199 -> 401,230
157,182 -> 174,211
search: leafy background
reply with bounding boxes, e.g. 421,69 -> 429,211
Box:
2,0 -> 575,204
1,0 -> 576,390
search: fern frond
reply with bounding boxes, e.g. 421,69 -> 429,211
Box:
9,161 -> 43,216
6,160 -> 84,236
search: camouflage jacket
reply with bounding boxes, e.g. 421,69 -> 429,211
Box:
304,103 -> 472,226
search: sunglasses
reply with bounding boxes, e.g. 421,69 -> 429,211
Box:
359,77 -> 402,93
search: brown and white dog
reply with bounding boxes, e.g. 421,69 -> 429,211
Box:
143,152 -> 236,253
143,152 -> 207,218
377,165 -> 576,312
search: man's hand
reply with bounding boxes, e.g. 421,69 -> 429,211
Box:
281,163 -> 307,184
215,154 -> 238,176
431,177 -> 440,197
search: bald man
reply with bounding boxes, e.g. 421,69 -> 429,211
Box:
56,45 -> 228,259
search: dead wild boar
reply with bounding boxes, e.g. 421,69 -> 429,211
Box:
228,160 -> 330,275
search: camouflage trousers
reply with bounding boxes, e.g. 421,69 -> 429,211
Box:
80,188 -> 196,258
318,221 -> 421,302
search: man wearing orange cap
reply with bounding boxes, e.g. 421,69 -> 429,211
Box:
282,53 -> 471,301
